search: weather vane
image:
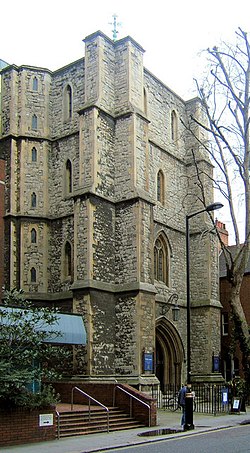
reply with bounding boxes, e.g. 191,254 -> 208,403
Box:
109,14 -> 122,41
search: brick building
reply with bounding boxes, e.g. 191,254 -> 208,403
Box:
220,244 -> 250,381
0,30 -> 223,390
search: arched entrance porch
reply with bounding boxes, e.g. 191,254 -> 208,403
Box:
156,317 -> 185,391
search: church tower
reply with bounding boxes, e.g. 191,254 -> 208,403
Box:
0,30 -> 223,388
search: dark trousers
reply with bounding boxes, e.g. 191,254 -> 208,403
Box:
181,405 -> 185,425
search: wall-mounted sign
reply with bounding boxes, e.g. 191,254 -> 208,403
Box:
144,352 -> 154,372
222,388 -> 228,404
213,356 -> 220,372
39,414 -> 53,427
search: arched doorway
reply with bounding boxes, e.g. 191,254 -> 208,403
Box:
156,317 -> 184,391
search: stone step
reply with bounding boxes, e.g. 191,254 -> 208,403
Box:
59,412 -> 130,423
59,421 -> 145,438
60,418 -> 141,428
57,406 -> 145,437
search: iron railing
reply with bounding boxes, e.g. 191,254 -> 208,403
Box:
114,385 -> 151,426
56,410 -> 60,439
152,383 -> 232,414
71,386 -> 110,432
191,383 -> 229,414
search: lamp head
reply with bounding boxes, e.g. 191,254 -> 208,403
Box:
205,202 -> 223,212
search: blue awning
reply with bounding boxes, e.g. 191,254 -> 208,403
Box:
45,312 -> 87,345
0,307 -> 87,345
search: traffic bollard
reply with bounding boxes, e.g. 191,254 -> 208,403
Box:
184,391 -> 194,430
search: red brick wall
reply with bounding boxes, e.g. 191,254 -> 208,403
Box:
238,274 -> 250,323
115,384 -> 157,427
0,407 -> 56,447
53,381 -> 157,427
220,275 -> 250,328
53,382 -> 115,406
220,275 -> 250,378
216,220 -> 229,247
0,159 -> 5,302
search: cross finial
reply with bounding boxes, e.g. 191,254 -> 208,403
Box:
109,14 -> 121,41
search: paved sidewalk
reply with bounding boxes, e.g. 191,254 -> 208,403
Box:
1,409 -> 250,453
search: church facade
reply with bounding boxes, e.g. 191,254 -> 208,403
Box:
0,30 -> 222,390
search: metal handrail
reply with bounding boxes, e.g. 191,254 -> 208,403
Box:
114,385 -> 151,427
111,378 -> 118,407
71,386 -> 110,433
55,410 -> 60,439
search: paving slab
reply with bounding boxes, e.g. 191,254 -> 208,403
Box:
1,408 -> 249,453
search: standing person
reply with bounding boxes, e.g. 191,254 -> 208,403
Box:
178,383 -> 187,428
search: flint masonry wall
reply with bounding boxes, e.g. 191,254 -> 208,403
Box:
92,198 -> 116,283
51,59 -> 84,138
115,293 -> 138,375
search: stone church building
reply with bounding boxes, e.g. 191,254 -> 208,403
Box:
0,30 -> 222,391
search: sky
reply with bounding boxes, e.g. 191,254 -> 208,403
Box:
1,0 -> 249,100
1,0 -> 250,242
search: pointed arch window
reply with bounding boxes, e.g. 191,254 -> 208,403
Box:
64,84 -> 73,120
31,147 -> 37,162
31,192 -> 37,208
65,159 -> 73,194
32,114 -> 38,130
32,76 -> 38,91
171,110 -> 178,142
31,228 -> 37,244
64,241 -> 72,279
154,236 -> 169,285
157,170 -> 164,204
30,267 -> 37,283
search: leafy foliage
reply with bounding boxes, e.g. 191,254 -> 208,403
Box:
8,384 -> 61,410
0,289 -> 70,408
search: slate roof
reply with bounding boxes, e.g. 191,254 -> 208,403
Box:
220,245 -> 250,278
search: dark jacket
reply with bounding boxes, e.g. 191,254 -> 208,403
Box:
178,386 -> 187,407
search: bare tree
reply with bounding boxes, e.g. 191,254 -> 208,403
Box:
187,28 -> 250,380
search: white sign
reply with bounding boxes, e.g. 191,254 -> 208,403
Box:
39,414 -> 53,427
222,392 -> 228,403
233,399 -> 240,410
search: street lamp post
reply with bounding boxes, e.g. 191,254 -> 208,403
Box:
186,202 -> 223,385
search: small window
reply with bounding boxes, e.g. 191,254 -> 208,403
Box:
32,114 -> 37,130
222,313 -> 229,336
32,76 -> 38,91
171,110 -> 178,142
63,84 -> 73,120
30,267 -> 37,283
31,228 -> 37,244
65,159 -> 73,194
157,170 -> 164,204
31,147 -> 37,162
154,235 -> 169,285
31,192 -> 37,208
